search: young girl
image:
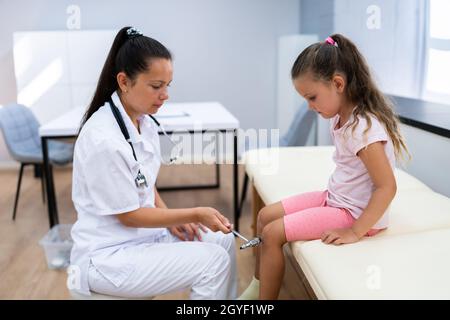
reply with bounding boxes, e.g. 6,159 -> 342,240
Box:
239,34 -> 409,300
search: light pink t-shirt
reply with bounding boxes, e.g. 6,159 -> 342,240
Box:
326,112 -> 395,229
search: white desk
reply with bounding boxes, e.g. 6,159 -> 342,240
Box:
39,102 -> 241,229
39,102 -> 239,136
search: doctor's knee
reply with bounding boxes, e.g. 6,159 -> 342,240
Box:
208,245 -> 231,270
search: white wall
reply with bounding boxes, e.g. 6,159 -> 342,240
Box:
299,0 -> 334,146
0,0 -> 301,163
276,34 -> 318,138
400,124 -> 450,198
334,0 -> 425,98
300,0 -> 334,40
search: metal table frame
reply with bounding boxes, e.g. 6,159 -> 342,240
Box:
41,128 -> 241,231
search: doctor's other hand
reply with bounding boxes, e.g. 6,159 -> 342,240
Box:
195,207 -> 231,234
169,223 -> 208,241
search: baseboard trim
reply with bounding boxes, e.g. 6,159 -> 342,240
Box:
0,161 -> 19,170
0,162 -> 73,171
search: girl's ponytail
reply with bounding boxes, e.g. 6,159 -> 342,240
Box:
329,34 -> 373,109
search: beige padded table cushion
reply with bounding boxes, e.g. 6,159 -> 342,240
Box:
294,228 -> 450,299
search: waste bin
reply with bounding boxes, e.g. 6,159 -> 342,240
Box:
39,224 -> 73,269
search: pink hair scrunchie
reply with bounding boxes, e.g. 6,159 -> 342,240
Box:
325,36 -> 338,47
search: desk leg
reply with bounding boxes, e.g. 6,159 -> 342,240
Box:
49,163 -> 59,226
42,137 -> 58,228
233,129 -> 239,231
215,131 -> 220,188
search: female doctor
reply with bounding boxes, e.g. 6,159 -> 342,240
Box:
69,26 -> 237,299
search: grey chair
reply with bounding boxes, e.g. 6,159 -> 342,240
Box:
237,102 -> 316,218
0,104 -> 74,220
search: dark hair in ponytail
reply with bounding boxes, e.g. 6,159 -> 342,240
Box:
291,34 -> 409,161
80,26 -> 172,130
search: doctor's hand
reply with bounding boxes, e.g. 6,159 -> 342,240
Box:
169,223 -> 208,241
195,207 -> 232,234
321,227 -> 361,246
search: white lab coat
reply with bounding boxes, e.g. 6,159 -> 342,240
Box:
69,92 -> 237,299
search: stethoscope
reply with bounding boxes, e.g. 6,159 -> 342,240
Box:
108,97 -> 179,189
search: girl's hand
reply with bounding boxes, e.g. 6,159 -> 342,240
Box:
321,227 -> 361,245
169,223 -> 208,241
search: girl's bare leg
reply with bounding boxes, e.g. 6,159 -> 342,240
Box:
254,202 -> 285,279
259,217 -> 287,300
238,202 -> 286,300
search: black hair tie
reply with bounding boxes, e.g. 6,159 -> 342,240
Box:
126,27 -> 143,39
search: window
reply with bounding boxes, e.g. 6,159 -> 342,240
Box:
423,0 -> 450,103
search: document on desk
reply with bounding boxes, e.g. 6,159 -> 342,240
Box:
155,110 -> 190,118
154,108 -> 193,131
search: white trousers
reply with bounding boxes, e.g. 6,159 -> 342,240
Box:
88,229 -> 238,300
